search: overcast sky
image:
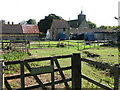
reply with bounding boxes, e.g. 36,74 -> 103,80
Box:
0,0 -> 119,26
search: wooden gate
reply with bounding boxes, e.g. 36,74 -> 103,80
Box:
0,53 -> 120,89
3,54 -> 74,89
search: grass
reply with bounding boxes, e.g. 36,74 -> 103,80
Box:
29,40 -> 101,50
3,40 -> 118,89
82,47 -> 118,65
29,46 -> 118,88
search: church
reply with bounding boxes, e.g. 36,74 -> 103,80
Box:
68,10 -> 89,29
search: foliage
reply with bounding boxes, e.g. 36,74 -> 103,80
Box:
19,20 -> 27,25
38,14 -> 63,33
98,25 -> 118,29
0,20 -> 5,24
87,21 -> 97,29
26,19 -> 36,24
4,51 -> 29,61
4,51 -> 29,73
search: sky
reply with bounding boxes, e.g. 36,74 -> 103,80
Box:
0,0 -> 119,26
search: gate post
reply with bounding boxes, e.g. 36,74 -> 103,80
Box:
113,64 -> 120,90
72,53 -> 81,89
0,59 -> 4,90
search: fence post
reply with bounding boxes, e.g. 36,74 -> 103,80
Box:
1,42 -> 3,50
84,42 -> 85,49
20,61 -> 25,89
77,42 -> 79,50
0,59 -> 4,90
113,65 -> 120,90
67,40 -> 69,49
72,53 -> 81,89
51,58 -> 55,89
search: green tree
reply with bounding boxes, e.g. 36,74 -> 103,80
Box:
38,14 -> 63,33
87,21 -> 97,29
27,19 -> 36,24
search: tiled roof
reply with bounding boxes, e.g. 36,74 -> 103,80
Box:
51,20 -> 70,29
2,24 -> 23,33
1,24 -> 40,34
22,25 -> 40,33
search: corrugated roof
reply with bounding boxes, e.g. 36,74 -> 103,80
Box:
51,20 -> 70,29
22,25 -> 40,33
2,24 -> 23,33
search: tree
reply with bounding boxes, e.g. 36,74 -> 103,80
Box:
38,14 -> 63,33
87,21 -> 97,29
26,19 -> 36,24
0,20 -> 5,24
19,20 -> 27,25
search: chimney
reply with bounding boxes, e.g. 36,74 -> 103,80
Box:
8,21 -> 10,24
12,22 -> 14,25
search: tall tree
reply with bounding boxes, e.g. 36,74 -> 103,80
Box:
27,19 -> 36,24
38,14 -> 63,33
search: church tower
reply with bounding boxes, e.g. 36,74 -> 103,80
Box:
78,10 -> 86,24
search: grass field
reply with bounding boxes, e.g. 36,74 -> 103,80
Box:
29,40 -> 101,50
3,40 -> 119,89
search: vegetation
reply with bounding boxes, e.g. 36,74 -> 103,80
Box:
37,14 -> 63,33
3,40 -> 118,89
26,19 -> 36,24
4,51 -> 29,74
98,25 -> 118,29
87,21 -> 97,29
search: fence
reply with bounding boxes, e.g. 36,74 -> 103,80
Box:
0,40 -> 30,52
29,40 -> 112,50
0,53 -> 120,89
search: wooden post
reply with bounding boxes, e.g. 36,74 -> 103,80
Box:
48,40 -> 50,47
77,42 -> 79,50
97,40 -> 99,46
0,59 -> 4,90
114,65 -> 120,90
1,42 -> 3,50
89,40 -> 91,48
94,41 -> 96,48
72,53 -> 81,89
20,61 -> 25,89
84,42 -> 85,49
51,58 -> 55,89
39,40 -> 40,48
68,40 -> 69,49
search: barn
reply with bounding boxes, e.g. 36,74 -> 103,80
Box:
1,24 -> 40,40
46,20 -> 70,40
70,28 -> 116,41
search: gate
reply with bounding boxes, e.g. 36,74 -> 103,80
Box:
0,53 -> 120,89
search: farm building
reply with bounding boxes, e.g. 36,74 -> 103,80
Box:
68,11 -> 117,41
1,24 -> 40,40
46,20 -> 70,40
70,28 -> 117,41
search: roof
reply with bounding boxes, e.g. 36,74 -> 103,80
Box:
68,20 -> 78,28
2,24 -> 22,33
1,24 -> 40,34
51,20 -> 70,29
70,28 -> 115,34
22,25 -> 40,33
